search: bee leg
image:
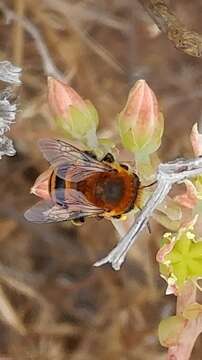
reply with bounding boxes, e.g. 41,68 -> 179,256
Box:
84,150 -> 97,160
71,217 -> 85,226
140,180 -> 157,189
120,163 -> 129,170
95,215 -> 103,221
112,214 -> 122,219
147,221 -> 151,234
102,153 -> 114,163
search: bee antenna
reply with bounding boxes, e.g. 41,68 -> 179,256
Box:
140,180 -> 157,189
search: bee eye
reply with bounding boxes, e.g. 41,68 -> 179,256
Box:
84,150 -> 97,159
102,153 -> 114,163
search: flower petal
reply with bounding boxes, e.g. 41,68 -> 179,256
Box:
48,77 -> 86,117
190,123 -> 202,157
158,315 -> 187,347
156,235 -> 175,263
31,168 -> 52,200
174,180 -> 198,209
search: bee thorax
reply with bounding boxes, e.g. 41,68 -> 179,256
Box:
95,177 -> 124,204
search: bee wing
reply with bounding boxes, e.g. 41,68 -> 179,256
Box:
56,188 -> 103,213
56,165 -> 98,182
24,189 -> 103,224
38,138 -> 112,182
24,200 -> 70,223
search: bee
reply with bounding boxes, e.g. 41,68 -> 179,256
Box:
24,139 -> 142,224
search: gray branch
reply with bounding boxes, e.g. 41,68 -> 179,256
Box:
0,61 -> 21,85
94,157 -> 202,270
0,89 -> 19,159
0,135 -> 16,158
0,96 -> 17,135
0,61 -> 22,158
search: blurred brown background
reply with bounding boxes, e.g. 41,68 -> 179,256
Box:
0,0 -> 202,359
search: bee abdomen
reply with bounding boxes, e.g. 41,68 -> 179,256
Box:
49,168 -> 66,205
55,175 -> 65,205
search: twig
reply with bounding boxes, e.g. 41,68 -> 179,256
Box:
94,157 -> 202,270
43,0 -> 125,74
0,284 -> 26,335
43,0 -> 128,32
138,0 -> 202,57
0,2 -> 64,80
13,0 -> 26,66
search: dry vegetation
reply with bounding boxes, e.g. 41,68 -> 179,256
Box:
0,0 -> 202,359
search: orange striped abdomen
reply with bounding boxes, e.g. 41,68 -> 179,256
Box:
49,166 -> 140,217
75,169 -> 140,216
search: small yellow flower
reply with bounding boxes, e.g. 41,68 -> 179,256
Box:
157,224 -> 202,289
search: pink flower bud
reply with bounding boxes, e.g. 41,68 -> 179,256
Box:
47,77 -> 99,147
118,80 -> 164,154
47,77 -> 86,117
